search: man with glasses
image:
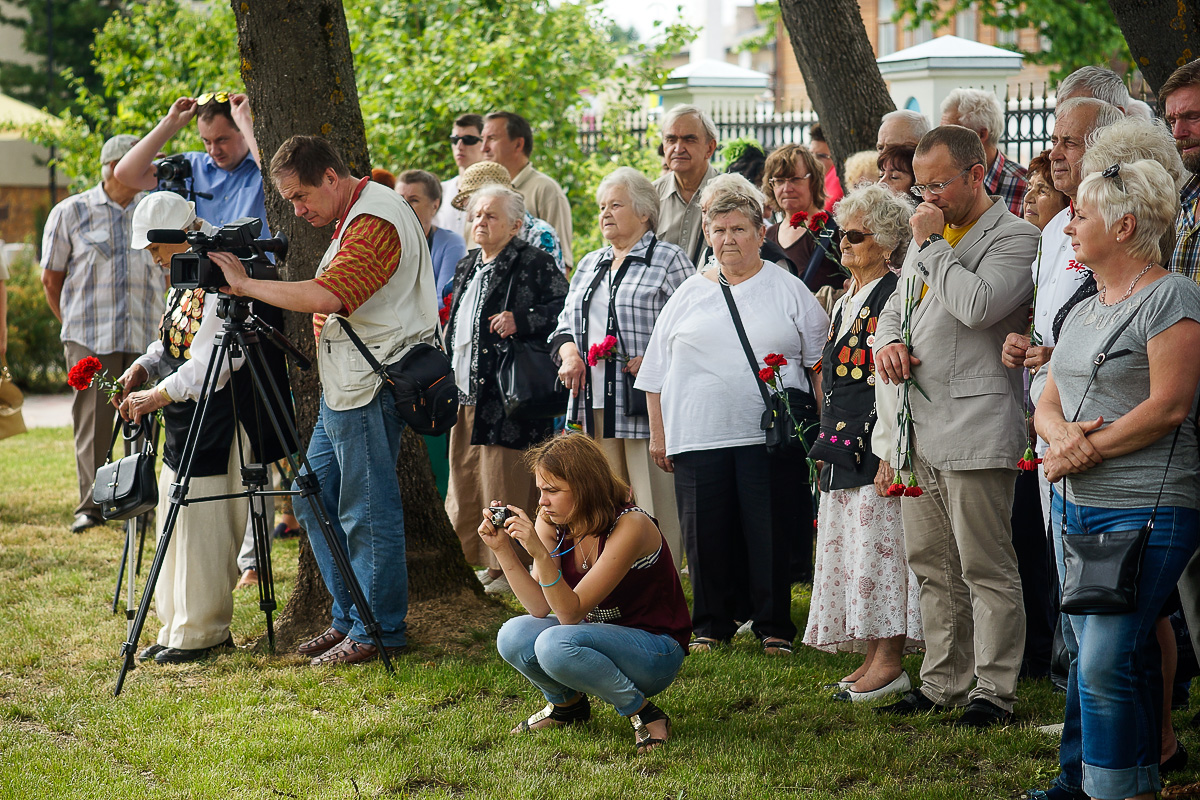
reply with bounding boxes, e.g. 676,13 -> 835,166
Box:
432,113 -> 485,239
115,92 -> 267,228
940,89 -> 1027,216
654,104 -> 720,266
873,125 -> 1039,728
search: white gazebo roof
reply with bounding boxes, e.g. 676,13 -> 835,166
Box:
661,58 -> 770,91
877,34 -> 1024,75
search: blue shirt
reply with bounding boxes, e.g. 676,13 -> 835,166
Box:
430,225 -> 468,296
181,151 -> 267,230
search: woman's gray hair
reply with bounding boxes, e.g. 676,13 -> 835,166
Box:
699,173 -> 766,228
833,183 -> 915,263
596,167 -> 660,232
1081,116 -> 1187,192
1076,159 -> 1180,264
467,184 -> 525,225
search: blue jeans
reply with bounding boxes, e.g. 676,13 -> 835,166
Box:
1050,489 -> 1198,800
294,391 -> 408,647
497,615 -> 685,716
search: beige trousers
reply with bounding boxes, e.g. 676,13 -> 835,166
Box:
592,410 -> 683,570
153,430 -> 248,649
902,449 -> 1025,712
445,405 -> 539,570
65,343 -> 140,518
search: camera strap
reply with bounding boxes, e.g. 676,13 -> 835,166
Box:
334,318 -> 392,384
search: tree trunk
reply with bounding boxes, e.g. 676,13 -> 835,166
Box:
778,0 -> 896,178
1107,0 -> 1200,96
231,0 -> 485,651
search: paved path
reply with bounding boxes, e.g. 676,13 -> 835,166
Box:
19,393 -> 72,429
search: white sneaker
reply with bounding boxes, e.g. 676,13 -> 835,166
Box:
475,568 -> 496,586
484,573 -> 513,594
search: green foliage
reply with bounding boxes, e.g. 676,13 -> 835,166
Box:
0,0 -> 122,113
893,0 -> 1131,82
733,0 -> 780,55
4,250 -> 65,392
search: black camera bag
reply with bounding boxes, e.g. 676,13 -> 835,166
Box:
92,419 -> 158,520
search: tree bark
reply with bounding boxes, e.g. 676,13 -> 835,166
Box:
778,0 -> 896,177
231,0 -> 483,650
1107,0 -> 1200,97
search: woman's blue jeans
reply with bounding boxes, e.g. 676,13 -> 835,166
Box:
294,390 -> 408,647
1050,488 -> 1198,800
497,615 -> 685,716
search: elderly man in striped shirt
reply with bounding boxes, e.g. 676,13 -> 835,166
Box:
41,135 -> 164,533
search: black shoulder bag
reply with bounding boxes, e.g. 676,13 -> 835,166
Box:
493,271 -> 569,421
718,270 -> 819,456
93,418 -> 158,521
1059,284 -> 1176,615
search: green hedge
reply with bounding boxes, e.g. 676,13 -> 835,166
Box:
6,252 -> 66,393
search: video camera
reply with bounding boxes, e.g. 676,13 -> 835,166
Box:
147,217 -> 287,292
154,154 -> 213,202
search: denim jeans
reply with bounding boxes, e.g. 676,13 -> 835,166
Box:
1050,488 -> 1198,800
294,390 -> 408,647
496,615 -> 685,716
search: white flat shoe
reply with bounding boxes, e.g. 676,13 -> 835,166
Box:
838,671 -> 912,703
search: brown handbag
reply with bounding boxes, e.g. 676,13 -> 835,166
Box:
0,358 -> 27,441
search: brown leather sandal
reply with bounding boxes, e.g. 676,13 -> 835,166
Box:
297,626 -> 347,657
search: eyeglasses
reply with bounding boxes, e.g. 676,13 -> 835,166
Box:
769,175 -> 812,188
1102,163 -> 1125,191
909,165 -> 979,198
450,135 -> 482,146
836,229 -> 875,245
196,91 -> 230,106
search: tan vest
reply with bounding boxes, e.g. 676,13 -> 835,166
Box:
315,181 -> 438,410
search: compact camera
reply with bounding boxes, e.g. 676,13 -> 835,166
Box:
488,506 -> 513,529
148,217 -> 286,291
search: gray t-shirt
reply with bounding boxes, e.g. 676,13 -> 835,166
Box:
1050,272 -> 1200,509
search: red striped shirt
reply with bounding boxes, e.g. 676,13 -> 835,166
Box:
312,214 -> 402,339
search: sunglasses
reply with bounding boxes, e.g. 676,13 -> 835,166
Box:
835,229 -> 875,245
1102,163 -> 1125,191
450,135 -> 482,146
196,91 -> 231,106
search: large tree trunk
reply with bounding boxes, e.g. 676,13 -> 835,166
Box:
231,0 -> 485,651
1107,0 -> 1200,96
779,0 -> 896,177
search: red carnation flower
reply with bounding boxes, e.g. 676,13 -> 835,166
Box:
67,356 -> 104,391
807,211 -> 829,232
438,294 -> 453,326
764,353 -> 788,368
758,367 -> 776,384
886,482 -> 905,497
789,211 -> 809,229
904,485 -> 924,497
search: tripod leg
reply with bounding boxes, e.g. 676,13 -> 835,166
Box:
248,485 -> 276,652
112,521 -> 130,615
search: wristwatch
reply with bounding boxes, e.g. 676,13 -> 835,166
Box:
920,233 -> 945,251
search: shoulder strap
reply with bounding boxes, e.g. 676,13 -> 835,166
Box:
718,271 -> 774,413
334,317 -> 387,377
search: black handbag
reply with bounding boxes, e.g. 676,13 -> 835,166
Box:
718,270 -> 819,456
92,419 -> 158,521
1057,282 -> 1172,615
336,319 -> 459,436
494,273 -> 568,421
808,400 -> 871,469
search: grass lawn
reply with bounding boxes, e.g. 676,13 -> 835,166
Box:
0,425 -> 1190,799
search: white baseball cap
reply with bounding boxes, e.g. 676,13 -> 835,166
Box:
131,192 -> 197,250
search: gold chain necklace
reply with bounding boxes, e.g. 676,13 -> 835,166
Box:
1099,263 -> 1154,305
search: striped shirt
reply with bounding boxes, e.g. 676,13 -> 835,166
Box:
1170,174 -> 1200,283
985,150 -> 1028,216
312,214 -> 402,338
40,184 -> 163,354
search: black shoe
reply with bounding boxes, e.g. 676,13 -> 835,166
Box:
875,690 -> 944,716
1161,741 -> 1188,776
954,698 -> 1013,729
154,634 -> 235,664
137,643 -> 166,663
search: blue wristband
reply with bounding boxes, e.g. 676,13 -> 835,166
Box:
539,570 -> 562,588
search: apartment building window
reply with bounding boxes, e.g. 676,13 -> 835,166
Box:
955,5 -> 977,40
878,0 -> 897,57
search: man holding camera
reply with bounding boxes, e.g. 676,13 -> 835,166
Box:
41,134 -> 164,533
115,92 -> 266,227
214,135 -> 438,665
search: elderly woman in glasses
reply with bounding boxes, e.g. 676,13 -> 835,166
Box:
1034,159 -> 1200,800
760,143 -> 842,292
802,184 -> 923,701
551,167 -> 693,569
637,179 -> 829,656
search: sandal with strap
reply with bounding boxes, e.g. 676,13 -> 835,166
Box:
630,700 -> 671,754
514,694 -> 591,733
688,636 -> 722,653
762,637 -> 794,655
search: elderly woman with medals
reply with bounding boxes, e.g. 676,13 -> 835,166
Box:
114,191 -> 292,665
802,184 -> 923,701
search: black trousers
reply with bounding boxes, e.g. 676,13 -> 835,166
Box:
673,444 -> 801,642
1011,468 -> 1054,679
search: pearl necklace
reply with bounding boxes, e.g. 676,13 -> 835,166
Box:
1099,263 -> 1154,305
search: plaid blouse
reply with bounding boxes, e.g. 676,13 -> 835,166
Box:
1170,175 -> 1200,283
985,151 -> 1028,216
550,231 -> 694,439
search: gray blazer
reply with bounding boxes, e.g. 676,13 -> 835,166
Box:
875,198 -> 1039,470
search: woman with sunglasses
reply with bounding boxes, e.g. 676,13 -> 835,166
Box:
802,184 -> 923,700
760,143 -> 842,293
1034,159 -> 1200,800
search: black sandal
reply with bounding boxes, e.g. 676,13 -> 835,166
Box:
630,700 -> 671,754
514,694 -> 591,733
688,636 -> 721,653
761,637 -> 793,655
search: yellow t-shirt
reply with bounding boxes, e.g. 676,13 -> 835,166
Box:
920,221 -> 979,299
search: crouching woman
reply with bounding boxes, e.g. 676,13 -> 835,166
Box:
482,433 -> 691,754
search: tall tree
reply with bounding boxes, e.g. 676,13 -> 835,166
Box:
778,0 -> 896,171
1107,0 -> 1199,96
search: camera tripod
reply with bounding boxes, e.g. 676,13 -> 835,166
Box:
111,416 -> 158,619
114,294 -> 396,695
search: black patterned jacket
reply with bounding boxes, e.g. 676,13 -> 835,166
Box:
446,237 -> 568,449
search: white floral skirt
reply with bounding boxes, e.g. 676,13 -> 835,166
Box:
802,485 -> 924,654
